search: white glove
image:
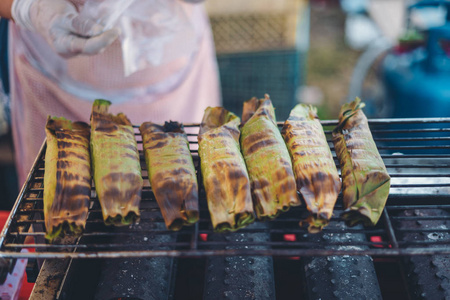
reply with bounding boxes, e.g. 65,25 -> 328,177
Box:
11,0 -> 119,58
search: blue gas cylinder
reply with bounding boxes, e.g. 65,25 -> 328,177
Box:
381,2 -> 450,118
382,26 -> 450,118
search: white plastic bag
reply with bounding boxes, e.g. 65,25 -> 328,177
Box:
81,0 -> 196,76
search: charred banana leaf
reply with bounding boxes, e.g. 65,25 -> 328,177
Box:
240,95 -> 300,220
140,121 -> 199,231
44,116 -> 91,242
332,98 -> 390,226
198,107 -> 255,232
90,99 -> 142,226
281,104 -> 341,233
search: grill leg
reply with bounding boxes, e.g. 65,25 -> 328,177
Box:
29,259 -> 71,300
203,223 -> 276,300
300,219 -> 383,300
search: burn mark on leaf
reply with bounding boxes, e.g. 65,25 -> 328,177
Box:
62,184 -> 91,200
246,138 -> 277,155
207,131 -> 230,139
103,187 -> 121,201
56,132 -> 86,142
171,158 -> 189,165
297,176 -> 311,189
94,124 -> 118,134
278,179 -> 297,194
226,169 -> 248,181
170,168 -> 193,176
119,153 -> 137,161
123,144 -> 137,151
275,167 -> 290,182
315,171 -> 327,182
58,141 -> 77,150
251,178 -> 270,191
147,141 -> 169,150
56,160 -> 73,170
163,121 -> 184,133
58,151 -> 89,161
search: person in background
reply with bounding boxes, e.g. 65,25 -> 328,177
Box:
0,0 -> 221,186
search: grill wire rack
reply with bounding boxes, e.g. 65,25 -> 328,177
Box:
1,117 -> 450,260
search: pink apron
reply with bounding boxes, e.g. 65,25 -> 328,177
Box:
9,1 -> 221,185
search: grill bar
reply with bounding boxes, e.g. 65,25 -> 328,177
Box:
382,209 -> 399,249
0,117 -> 449,260
2,248 -> 450,259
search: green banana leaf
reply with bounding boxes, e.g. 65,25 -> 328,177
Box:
44,116 -> 91,242
140,121 -> 199,231
240,95 -> 300,220
90,99 -> 142,226
198,107 -> 255,232
332,98 -> 391,226
282,104 -> 341,233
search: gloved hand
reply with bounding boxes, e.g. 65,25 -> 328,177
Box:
11,0 -> 119,58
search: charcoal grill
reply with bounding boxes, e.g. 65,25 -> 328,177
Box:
0,117 -> 449,299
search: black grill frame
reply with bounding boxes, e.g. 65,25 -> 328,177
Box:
1,117 -> 449,259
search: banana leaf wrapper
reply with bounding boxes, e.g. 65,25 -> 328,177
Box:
240,95 -> 300,220
90,99 -> 143,226
140,121 -> 199,231
198,107 -> 255,232
44,116 -> 91,242
332,98 -> 391,227
281,104 -> 341,233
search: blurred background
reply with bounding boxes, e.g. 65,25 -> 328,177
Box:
205,0 -> 400,120
207,0 -> 450,122
1,0 -> 450,209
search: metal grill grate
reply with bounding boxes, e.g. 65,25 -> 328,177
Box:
1,118 -> 450,259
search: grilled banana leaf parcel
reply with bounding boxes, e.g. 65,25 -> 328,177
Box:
140,121 -> 199,231
240,95 -> 300,220
90,99 -> 143,226
44,116 -> 91,242
281,104 -> 341,233
198,107 -> 255,232
332,98 -> 391,226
